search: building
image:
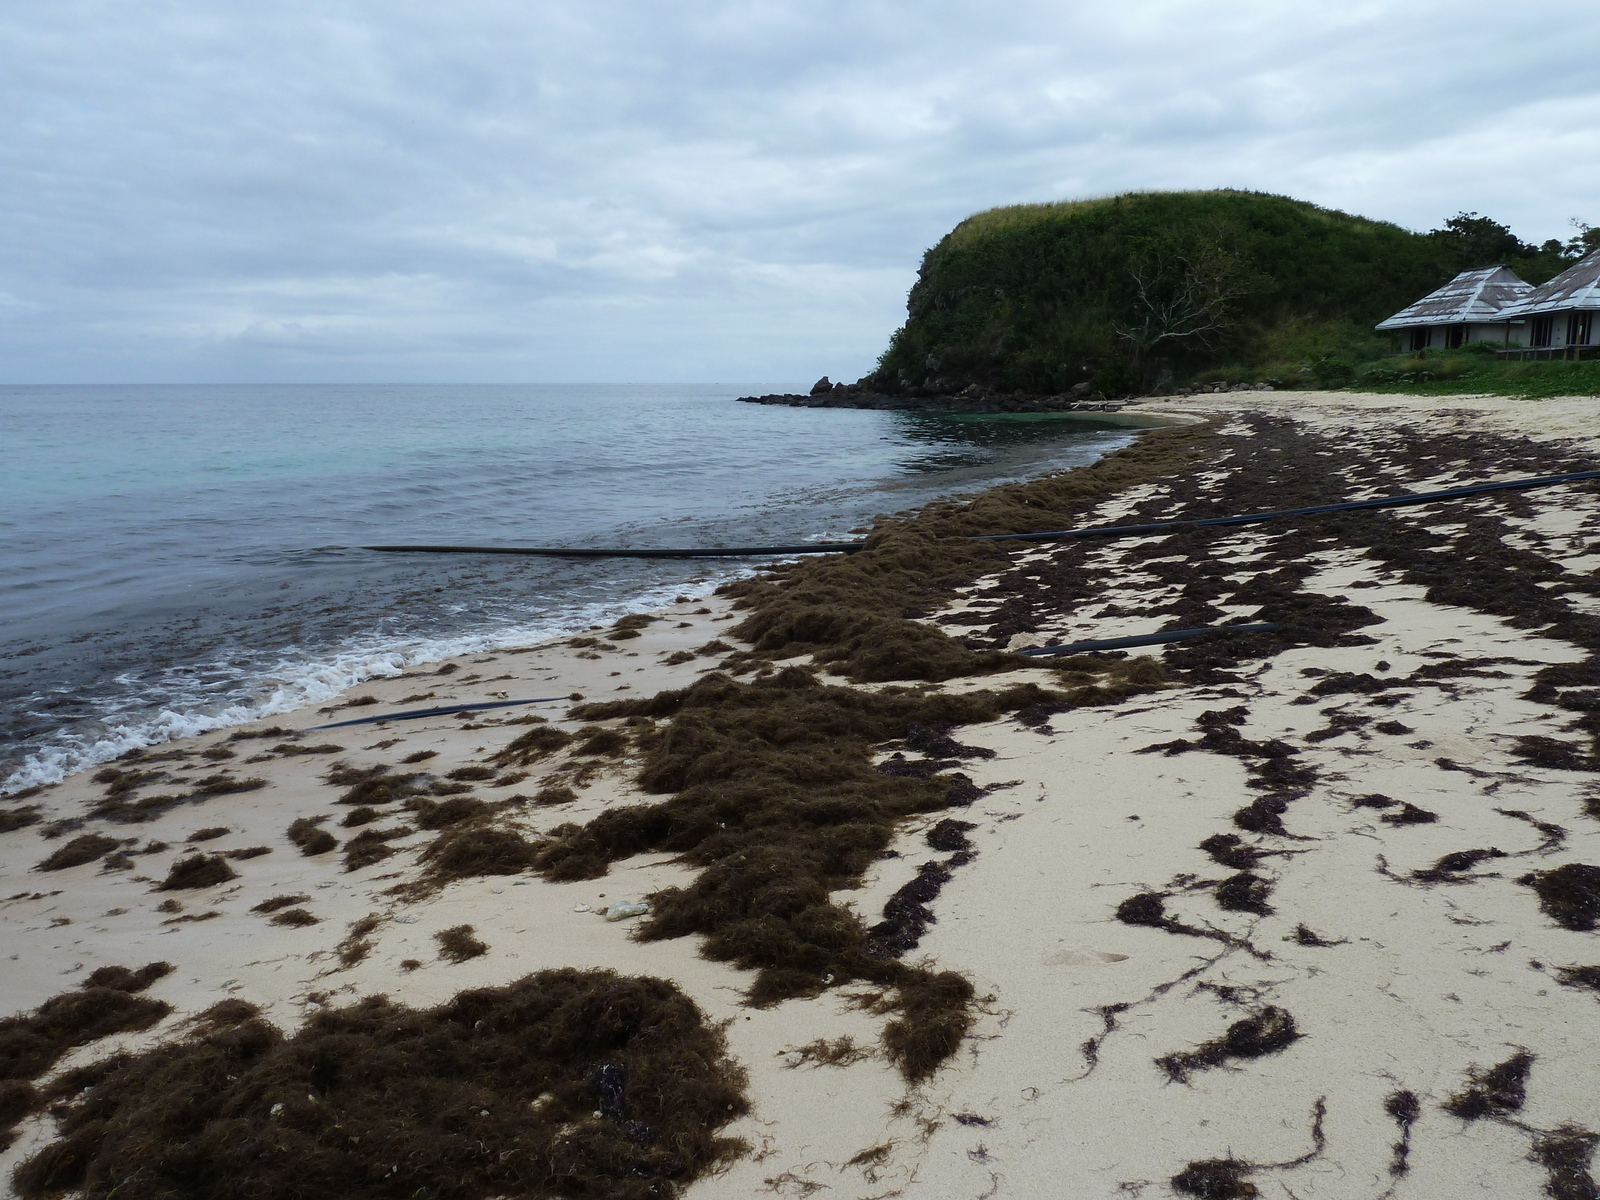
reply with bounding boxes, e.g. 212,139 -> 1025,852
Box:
1374,265 -> 1532,352
1498,249 -> 1600,359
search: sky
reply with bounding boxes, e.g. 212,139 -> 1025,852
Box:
1,0 -> 1597,385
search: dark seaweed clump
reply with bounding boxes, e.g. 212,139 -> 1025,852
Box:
435,925 -> 488,962
1170,1158 -> 1257,1198
155,853 -> 239,891
1157,1007 -> 1300,1083
35,833 -> 122,872
493,726 -> 573,766
1444,1051 -> 1533,1120
423,825 -> 542,882
1532,1127 -> 1600,1200
12,968 -> 747,1200
1520,863 -> 1600,931
1385,1089 -> 1420,1176
286,816 -> 337,856
0,966 -> 173,1149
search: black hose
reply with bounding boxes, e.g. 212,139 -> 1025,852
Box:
306,696 -> 567,731
362,469 -> 1600,560
363,541 -> 864,558
1012,622 -> 1280,657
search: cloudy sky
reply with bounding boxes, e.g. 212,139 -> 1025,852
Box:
2,0 -> 1597,384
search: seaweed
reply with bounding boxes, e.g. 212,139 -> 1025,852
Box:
1169,1097 -> 1325,1196
1213,872 -> 1273,915
405,795 -> 491,829
1385,1089 -> 1420,1176
422,825 -> 541,882
493,726 -> 573,766
339,806 -> 385,827
286,816 -> 337,857
154,854 -> 239,891
446,766 -> 496,782
324,764 -> 426,807
925,818 -> 975,853
186,827 -> 229,842
1556,965 -> 1600,998
1200,833 -> 1265,869
1170,1159 -> 1256,1198
1381,802 -> 1439,826
435,924 -> 488,962
531,784 -> 579,806
573,727 -> 629,757
1532,1126 -> 1600,1200
781,1036 -> 872,1068
11,968 -> 749,1200
0,806 -> 41,833
190,774 -> 267,796
250,895 -> 310,914
1445,1051 -> 1533,1120
402,749 -> 438,763
341,826 -> 412,873
1157,1006 -> 1300,1083
0,970 -> 174,1146
1520,863 -> 1600,931
80,964 -> 173,992
1412,848 -> 1507,883
35,833 -> 122,872
270,908 -> 319,927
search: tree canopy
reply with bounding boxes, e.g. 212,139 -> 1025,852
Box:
867,190 -> 1595,396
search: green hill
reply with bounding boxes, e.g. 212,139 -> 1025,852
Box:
866,189 -> 1461,396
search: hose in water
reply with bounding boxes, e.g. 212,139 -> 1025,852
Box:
362,469 -> 1600,559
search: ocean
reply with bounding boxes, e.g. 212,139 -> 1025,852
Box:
0,383 -> 1132,793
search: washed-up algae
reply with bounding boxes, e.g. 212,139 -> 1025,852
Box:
0,964 -> 172,1149
11,968 -> 748,1200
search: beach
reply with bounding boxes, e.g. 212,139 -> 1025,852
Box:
6,389 -> 1600,1198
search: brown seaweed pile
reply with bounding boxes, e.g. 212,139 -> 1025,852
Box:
13,968 -> 747,1200
0,964 -> 173,1149
1156,1006 -> 1301,1083
523,663 -> 1162,1081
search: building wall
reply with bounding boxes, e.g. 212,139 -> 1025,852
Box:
1402,322 -> 1523,351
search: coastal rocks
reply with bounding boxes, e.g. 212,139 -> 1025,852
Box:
810,376 -> 833,395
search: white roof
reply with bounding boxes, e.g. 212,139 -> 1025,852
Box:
1501,249 -> 1600,317
1375,265 -> 1531,330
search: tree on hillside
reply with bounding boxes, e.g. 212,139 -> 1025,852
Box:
1111,237 -> 1265,363
1429,212 -> 1524,268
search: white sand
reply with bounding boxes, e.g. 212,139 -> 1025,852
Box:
6,390 -> 1600,1198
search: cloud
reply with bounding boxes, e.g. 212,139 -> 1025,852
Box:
0,0 -> 1596,382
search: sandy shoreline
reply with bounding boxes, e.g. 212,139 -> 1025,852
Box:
7,390 -> 1600,1198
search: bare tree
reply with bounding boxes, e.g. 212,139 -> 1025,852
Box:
1112,240 -> 1258,359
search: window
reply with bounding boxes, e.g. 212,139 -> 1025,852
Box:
1532,316 -> 1554,348
1409,327 -> 1431,352
1445,325 -> 1465,349
1569,312 -> 1595,346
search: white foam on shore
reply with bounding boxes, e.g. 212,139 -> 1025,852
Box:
1,576 -> 716,796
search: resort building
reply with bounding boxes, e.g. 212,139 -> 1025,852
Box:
1375,249 -> 1600,358
1499,248 -> 1600,359
1374,265 -> 1531,351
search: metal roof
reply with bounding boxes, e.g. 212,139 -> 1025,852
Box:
1375,265 -> 1531,330
1501,249 -> 1600,317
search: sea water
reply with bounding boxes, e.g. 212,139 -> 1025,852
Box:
0,384 -> 1132,792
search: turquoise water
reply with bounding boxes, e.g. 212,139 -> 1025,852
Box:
1,384 -> 1132,791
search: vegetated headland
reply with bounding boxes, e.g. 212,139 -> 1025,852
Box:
741,189 -> 1600,411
